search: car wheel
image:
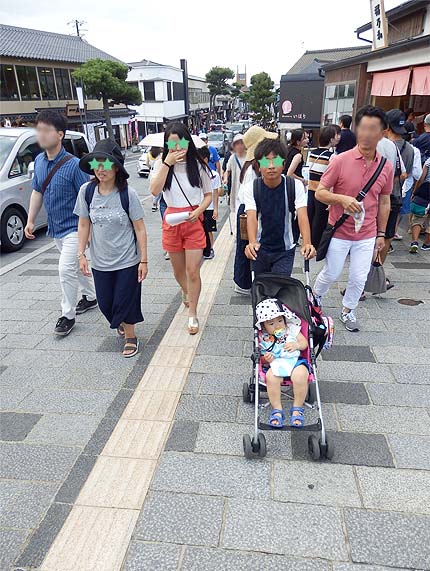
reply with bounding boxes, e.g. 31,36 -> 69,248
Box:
1,207 -> 26,252
138,173 -> 145,177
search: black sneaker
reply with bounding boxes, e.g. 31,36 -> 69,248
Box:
76,296 -> 98,315
54,317 -> 75,336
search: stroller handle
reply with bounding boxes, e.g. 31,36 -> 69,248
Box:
304,259 -> 310,273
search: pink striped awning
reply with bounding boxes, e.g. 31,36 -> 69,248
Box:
371,69 -> 411,97
411,66 -> 430,96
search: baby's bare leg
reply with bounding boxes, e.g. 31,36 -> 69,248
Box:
266,369 -> 283,424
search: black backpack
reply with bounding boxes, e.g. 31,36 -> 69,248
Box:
84,180 -> 137,249
253,175 -> 299,244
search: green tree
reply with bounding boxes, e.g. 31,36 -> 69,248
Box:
205,66 -> 235,121
248,72 -> 276,126
73,59 -> 142,139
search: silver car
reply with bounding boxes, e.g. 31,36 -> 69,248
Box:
0,127 -> 90,252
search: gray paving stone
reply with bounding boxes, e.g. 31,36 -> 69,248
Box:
182,547 -> 330,571
195,421 -> 292,459
0,334 -> 43,349
82,415 -> 120,456
0,412 -> 42,440
25,413 -> 101,446
291,431 -> 394,467
318,381 -> 370,404
367,383 -> 430,407
334,564 -> 408,571
223,498 -> 348,560
1,386 -> 34,411
196,338 -> 245,356
16,388 -> 116,415
273,460 -> 361,507
373,346 -> 430,365
317,361 -> 394,383
105,388 -> 134,418
63,367 -> 129,391
0,480 -> 57,528
390,364 -> 430,384
0,442 -> 80,481
336,403 -> 430,435
0,364 -> 6,375
135,491 -> 224,546
334,331 -> 420,347
356,465 -> 430,515
175,394 -> 238,422
54,454 -> 98,503
389,434 -> 430,470
206,315 -> 252,328
198,373 -> 245,396
0,528 -> 29,571
210,304 -> 251,316
19,268 -> 59,276
392,261 -> 430,269
321,345 -> 375,363
36,334 -> 103,352
191,354 -> 250,375
227,326 -> 254,341
164,420 -> 199,452
122,541 -> 180,571
15,502 -> 72,568
182,373 -> 203,394
2,348 -> 73,368
229,295 -> 252,305
345,508 -> 430,569
152,452 -> 271,499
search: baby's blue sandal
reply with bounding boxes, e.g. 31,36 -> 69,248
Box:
289,406 -> 305,428
269,408 -> 285,428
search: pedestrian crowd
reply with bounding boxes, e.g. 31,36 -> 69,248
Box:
24,105 -> 429,370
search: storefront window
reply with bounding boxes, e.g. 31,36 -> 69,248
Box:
55,68 -> 72,99
143,81 -> 156,101
0,64 -> 19,100
323,82 -> 355,125
15,65 -> 40,100
38,67 -> 57,100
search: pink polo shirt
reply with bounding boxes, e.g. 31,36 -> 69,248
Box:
320,146 -> 393,241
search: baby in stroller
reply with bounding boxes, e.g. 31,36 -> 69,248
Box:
256,298 -> 311,428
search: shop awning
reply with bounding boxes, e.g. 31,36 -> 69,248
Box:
411,66 -> 430,96
371,69 -> 411,97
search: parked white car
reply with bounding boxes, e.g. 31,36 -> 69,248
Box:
0,127 -> 91,252
137,146 -> 150,177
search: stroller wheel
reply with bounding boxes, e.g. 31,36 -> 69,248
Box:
321,437 -> 335,460
308,435 -> 321,461
242,382 -> 251,403
255,433 -> 267,458
243,434 -> 254,459
306,382 -> 317,405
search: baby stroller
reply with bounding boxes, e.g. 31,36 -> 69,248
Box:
242,260 -> 334,461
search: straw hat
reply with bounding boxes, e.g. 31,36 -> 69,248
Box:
243,126 -> 278,161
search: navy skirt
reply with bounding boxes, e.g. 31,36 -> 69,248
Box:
92,263 -> 144,329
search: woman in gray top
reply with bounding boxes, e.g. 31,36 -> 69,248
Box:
75,139 -> 148,358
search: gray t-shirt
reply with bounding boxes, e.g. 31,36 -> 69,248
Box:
74,182 -> 144,271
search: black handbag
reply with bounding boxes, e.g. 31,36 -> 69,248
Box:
316,157 -> 387,261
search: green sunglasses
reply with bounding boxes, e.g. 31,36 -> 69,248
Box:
258,155 -> 284,168
167,138 -> 189,150
88,157 -> 114,171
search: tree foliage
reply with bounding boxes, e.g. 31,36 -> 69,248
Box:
73,59 -> 141,139
205,66 -> 235,115
247,72 -> 276,126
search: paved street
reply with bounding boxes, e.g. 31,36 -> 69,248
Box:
1,182 -> 430,570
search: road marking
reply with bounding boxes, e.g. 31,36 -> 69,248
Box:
0,241 -> 55,276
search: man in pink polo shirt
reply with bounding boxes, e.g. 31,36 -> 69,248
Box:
314,106 -> 393,332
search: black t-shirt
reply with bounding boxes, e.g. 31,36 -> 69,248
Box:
258,180 -> 287,253
337,129 -> 356,154
284,147 -> 303,177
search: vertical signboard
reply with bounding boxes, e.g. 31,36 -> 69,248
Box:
370,0 -> 388,50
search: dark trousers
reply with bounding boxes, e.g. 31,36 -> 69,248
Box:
159,195 -> 167,221
92,264 -> 143,330
252,247 -> 296,278
233,204 -> 252,290
308,190 -> 329,249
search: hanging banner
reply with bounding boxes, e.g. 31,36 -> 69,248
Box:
370,0 -> 388,50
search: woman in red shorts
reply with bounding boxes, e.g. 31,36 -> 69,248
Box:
150,122 -> 212,334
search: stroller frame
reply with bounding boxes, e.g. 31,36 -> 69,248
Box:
242,260 -> 333,461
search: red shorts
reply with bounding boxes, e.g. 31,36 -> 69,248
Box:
162,206 -> 206,253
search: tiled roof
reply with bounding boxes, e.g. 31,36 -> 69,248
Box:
0,24 -> 123,64
286,46 -> 372,74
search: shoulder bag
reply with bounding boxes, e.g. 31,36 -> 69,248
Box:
316,157 -> 387,261
41,154 -> 74,194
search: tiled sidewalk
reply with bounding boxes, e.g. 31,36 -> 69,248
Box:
119,237 -> 430,570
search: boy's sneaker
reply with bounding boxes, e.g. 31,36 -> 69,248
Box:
409,241 -> 419,254
340,310 -> 359,332
234,284 -> 251,296
76,296 -> 98,315
151,205 -> 158,212
54,317 -> 75,336
421,243 -> 430,251
203,249 -> 214,260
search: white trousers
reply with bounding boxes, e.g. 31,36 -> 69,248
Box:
54,231 -> 96,320
314,237 -> 375,310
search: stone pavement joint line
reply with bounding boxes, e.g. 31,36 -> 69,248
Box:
39,221 -> 235,571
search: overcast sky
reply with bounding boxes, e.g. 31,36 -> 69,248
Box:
2,0 -> 400,83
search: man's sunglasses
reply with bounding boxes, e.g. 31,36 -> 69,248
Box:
258,155 -> 284,168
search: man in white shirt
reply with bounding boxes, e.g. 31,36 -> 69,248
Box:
223,134 -> 246,212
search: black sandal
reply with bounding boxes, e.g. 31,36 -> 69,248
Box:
123,337 -> 139,358
117,325 -> 125,338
